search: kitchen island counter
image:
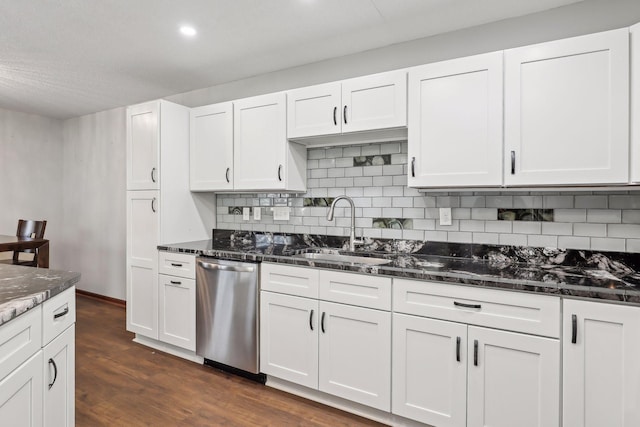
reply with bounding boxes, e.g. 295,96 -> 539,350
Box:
0,264 -> 80,326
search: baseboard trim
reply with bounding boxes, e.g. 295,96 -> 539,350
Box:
76,289 -> 126,308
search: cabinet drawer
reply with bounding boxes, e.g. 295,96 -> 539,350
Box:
394,279 -> 560,338
0,306 -> 42,382
320,270 -> 391,310
42,287 -> 76,346
261,263 -> 320,298
159,251 -> 196,279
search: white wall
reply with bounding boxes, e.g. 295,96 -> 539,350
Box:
61,108 -> 126,299
0,108 -> 64,266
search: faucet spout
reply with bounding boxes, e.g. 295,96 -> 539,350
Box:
327,196 -> 363,252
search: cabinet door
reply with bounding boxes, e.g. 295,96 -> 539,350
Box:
392,314 -> 467,427
467,327 -> 560,427
190,103 -> 234,191
342,70 -> 407,133
631,23 -> 640,183
287,83 -> 341,138
127,101 -> 159,190
126,190 -> 159,339
318,301 -> 391,411
0,351 -> 44,427
408,52 -> 503,187
158,275 -> 196,351
260,292 -> 318,389
505,28 -> 629,186
234,93 -> 287,190
563,300 -> 640,427
43,325 -> 74,427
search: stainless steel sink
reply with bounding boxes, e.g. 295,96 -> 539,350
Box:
292,252 -> 392,266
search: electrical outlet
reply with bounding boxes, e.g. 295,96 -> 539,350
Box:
273,206 -> 290,221
242,207 -> 250,221
439,207 -> 452,226
254,207 -> 261,220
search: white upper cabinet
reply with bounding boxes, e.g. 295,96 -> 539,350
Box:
234,93 -> 307,192
504,28 -> 630,186
127,102 -> 159,190
287,70 -> 407,144
190,102 -> 234,191
631,23 -> 640,183
408,52 -> 504,188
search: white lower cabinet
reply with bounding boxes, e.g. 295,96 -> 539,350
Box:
318,301 -> 391,411
158,274 -> 196,351
260,292 -> 319,389
563,300 -> 640,427
0,351 -> 44,427
44,325 -> 75,427
260,264 -> 392,412
392,314 -> 468,427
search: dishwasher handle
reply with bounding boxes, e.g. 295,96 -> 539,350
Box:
197,260 -> 255,273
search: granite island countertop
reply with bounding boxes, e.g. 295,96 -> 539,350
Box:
0,264 -> 80,327
158,230 -> 640,306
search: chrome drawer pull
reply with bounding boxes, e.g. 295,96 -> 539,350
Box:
454,301 -> 482,310
54,307 -> 69,319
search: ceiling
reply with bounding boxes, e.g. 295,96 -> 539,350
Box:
0,0 -> 582,120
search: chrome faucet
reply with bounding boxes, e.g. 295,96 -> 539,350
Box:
326,196 -> 364,252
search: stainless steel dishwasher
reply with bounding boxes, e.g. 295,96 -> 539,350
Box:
195,257 -> 263,381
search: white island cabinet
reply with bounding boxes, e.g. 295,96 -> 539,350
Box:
0,286 -> 76,427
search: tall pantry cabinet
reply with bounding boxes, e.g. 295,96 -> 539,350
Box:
126,100 -> 215,340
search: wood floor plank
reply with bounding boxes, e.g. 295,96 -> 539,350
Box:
75,295 -> 386,426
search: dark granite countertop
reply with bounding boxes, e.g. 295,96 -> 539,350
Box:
0,264 -> 80,327
158,230 -> 640,306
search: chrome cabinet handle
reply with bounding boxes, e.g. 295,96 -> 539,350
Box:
474,340 -> 479,366
411,157 -> 416,177
456,336 -> 461,362
333,107 -> 337,126
54,307 -> 69,319
454,301 -> 482,310
277,165 -> 283,182
321,312 -> 326,333
510,151 -> 516,175
309,309 -> 314,331
48,358 -> 58,390
151,197 -> 157,213
225,167 -> 230,183
151,167 -> 157,183
571,314 -> 577,344
343,105 -> 347,124
197,260 -> 255,273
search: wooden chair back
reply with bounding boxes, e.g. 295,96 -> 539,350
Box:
13,219 -> 47,263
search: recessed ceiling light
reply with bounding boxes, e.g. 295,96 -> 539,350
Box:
180,25 -> 197,37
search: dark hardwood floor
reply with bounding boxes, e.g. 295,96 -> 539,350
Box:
76,295 -> 385,426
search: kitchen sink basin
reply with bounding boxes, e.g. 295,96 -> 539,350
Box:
292,252 -> 392,266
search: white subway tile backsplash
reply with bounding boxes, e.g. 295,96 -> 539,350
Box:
575,195 -> 608,209
558,236 -> 590,250
527,235 -> 558,248
216,141 -> 640,253
586,209 -> 621,224
513,221 -> 542,235
573,223 -> 607,237
473,232 -> 500,244
607,224 -> 640,239
381,228 -> 402,239
609,195 -> 640,209
591,237 -> 626,252
499,234 -> 528,246
542,195 -> 572,208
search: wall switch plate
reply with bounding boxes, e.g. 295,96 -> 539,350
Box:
273,206 -> 290,221
439,207 -> 452,226
254,207 -> 261,220
243,207 -> 251,221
